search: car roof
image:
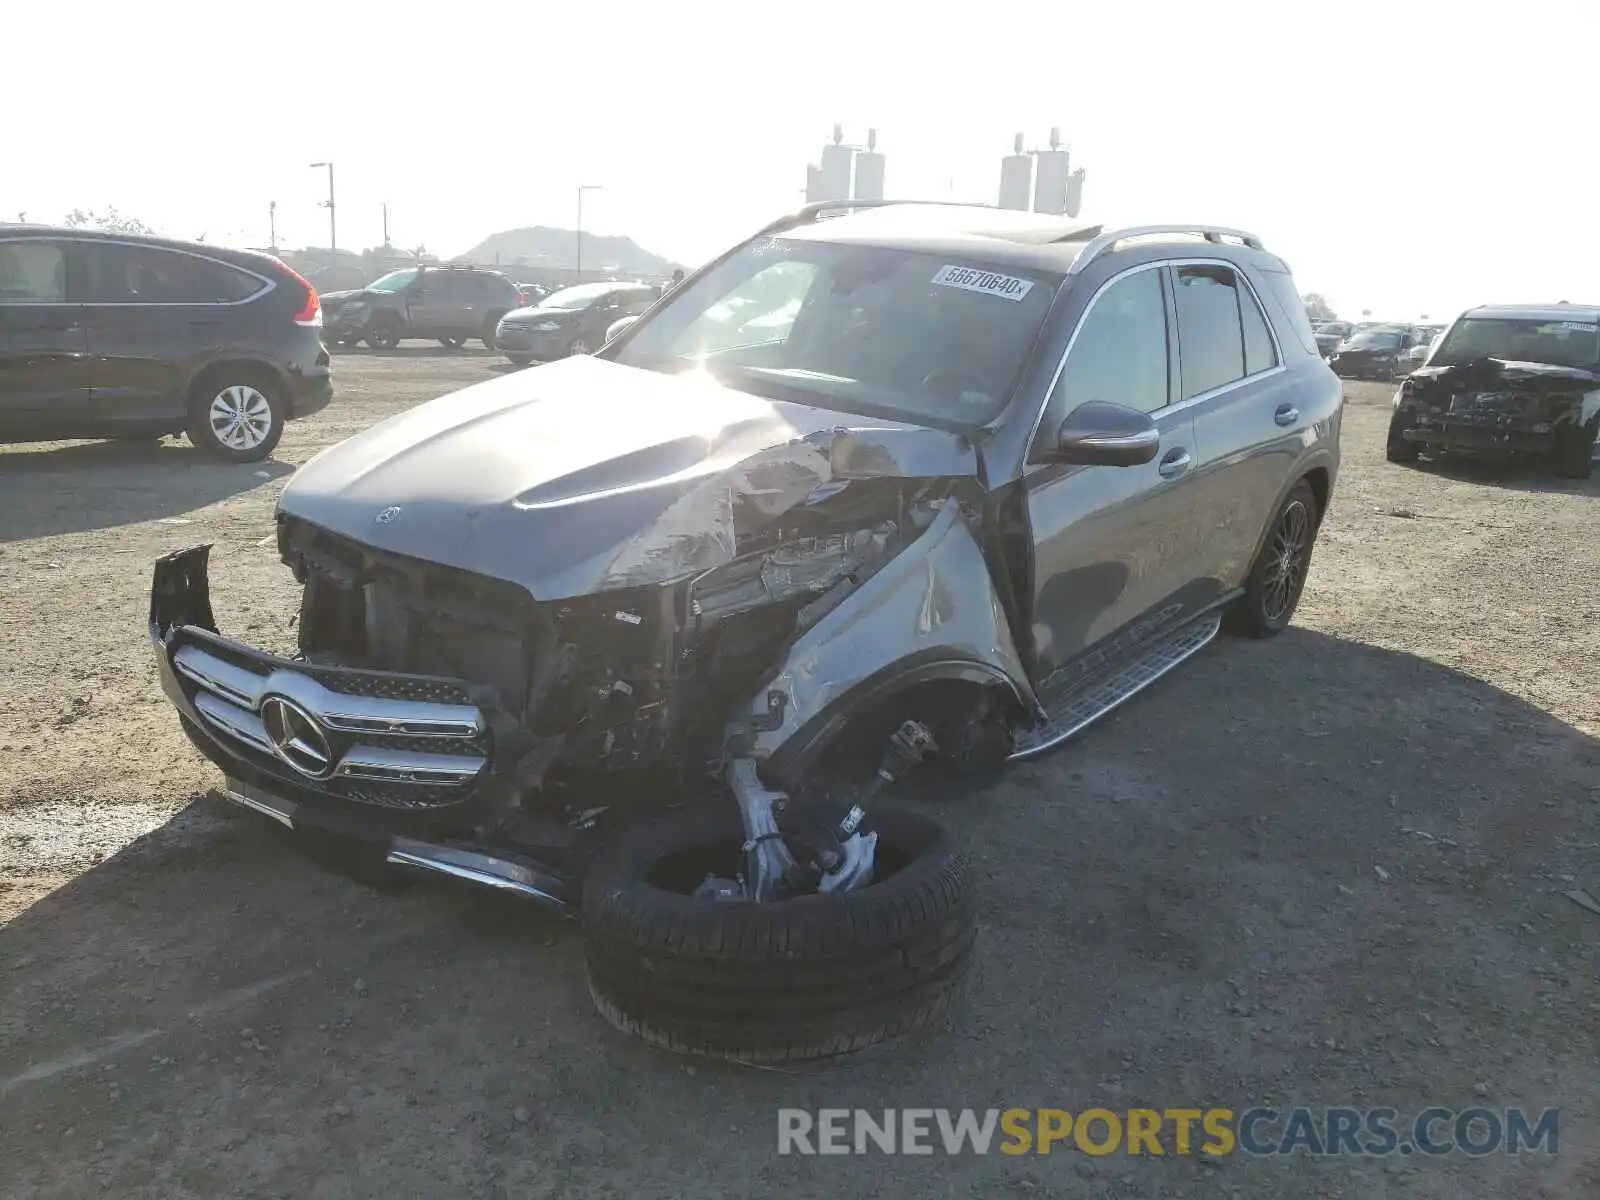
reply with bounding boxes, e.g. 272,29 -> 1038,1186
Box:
779,204 -> 1101,273
775,203 -> 1285,280
0,223 -> 285,271
1461,303 -> 1600,322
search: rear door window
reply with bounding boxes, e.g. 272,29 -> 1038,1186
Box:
1240,278 -> 1279,375
84,244 -> 262,303
1173,265 -> 1246,398
0,241 -> 68,302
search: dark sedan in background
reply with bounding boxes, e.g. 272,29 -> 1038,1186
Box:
1329,326 -> 1418,380
494,281 -> 661,365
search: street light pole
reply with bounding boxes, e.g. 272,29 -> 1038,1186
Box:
575,184 -> 601,283
268,201 -> 277,252
310,161 -> 336,256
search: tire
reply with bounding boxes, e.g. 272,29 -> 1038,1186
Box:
582,800 -> 976,1065
481,312 -> 507,351
1552,419 -> 1597,480
506,353 -> 534,367
1385,412 -> 1419,463
185,372 -> 286,463
567,337 -> 593,357
438,336 -> 467,349
1226,478 -> 1320,639
366,316 -> 403,350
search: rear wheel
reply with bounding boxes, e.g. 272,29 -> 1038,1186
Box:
186,374 -> 285,463
1553,418 -> 1597,480
1226,479 -> 1320,639
582,801 -> 976,1064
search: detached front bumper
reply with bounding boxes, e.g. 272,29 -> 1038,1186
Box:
149,545 -> 573,909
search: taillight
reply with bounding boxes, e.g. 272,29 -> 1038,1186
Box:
278,261 -> 322,327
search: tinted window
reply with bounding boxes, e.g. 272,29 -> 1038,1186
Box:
415,272 -> 463,297
85,244 -> 261,303
1174,265 -> 1245,398
0,241 -> 67,302
1051,267 -> 1169,417
1240,279 -> 1278,375
1256,266 -> 1319,355
617,289 -> 659,316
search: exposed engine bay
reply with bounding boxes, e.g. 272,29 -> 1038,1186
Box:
278,472 -> 953,811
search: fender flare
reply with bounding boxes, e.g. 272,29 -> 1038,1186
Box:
1241,452 -> 1336,574
759,650 -> 1029,792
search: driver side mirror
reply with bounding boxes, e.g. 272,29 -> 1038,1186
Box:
1042,400 -> 1161,467
604,315 -> 638,343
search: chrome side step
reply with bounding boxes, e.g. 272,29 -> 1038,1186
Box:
1010,612 -> 1223,761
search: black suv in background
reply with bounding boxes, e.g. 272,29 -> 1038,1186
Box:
494,280 -> 662,365
0,226 -> 331,462
321,265 -> 522,350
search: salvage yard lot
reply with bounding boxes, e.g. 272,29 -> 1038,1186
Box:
2,352 -> 1597,1199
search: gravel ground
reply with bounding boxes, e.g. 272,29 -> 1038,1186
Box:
2,352 -> 1597,1199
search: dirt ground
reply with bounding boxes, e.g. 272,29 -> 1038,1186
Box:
2,351 -> 1597,1199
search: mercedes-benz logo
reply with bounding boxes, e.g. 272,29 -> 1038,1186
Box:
260,695 -> 334,778
375,506 -> 402,525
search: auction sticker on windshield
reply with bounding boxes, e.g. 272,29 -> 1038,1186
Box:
931,265 -> 1035,302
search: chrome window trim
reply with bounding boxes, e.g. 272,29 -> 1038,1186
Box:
0,233 -> 275,306
1024,255 -> 1290,461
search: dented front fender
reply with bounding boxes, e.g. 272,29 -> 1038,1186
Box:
736,499 -> 1036,784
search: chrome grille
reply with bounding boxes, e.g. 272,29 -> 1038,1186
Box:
175,640 -> 490,810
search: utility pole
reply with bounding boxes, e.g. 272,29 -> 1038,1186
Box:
268,201 -> 278,252
575,184 -> 602,283
382,202 -> 390,246
310,161 -> 336,256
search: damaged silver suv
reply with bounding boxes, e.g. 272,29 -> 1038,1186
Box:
150,201 -> 1341,1063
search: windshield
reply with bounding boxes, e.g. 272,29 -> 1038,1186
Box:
1346,330 -> 1402,349
1320,322 -> 1351,337
539,282 -> 631,311
1430,316 -> 1600,371
367,268 -> 418,293
612,237 -> 1057,427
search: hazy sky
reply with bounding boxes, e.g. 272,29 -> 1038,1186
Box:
8,0 -> 1595,321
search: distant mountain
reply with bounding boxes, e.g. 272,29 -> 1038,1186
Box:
456,226 -> 679,275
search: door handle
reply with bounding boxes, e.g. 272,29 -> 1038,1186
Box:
1274,404 -> 1300,426
1157,448 -> 1191,478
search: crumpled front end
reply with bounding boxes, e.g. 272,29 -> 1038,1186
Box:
150,409 -> 1034,868
1393,357 -> 1600,455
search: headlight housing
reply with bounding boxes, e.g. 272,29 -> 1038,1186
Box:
534,320 -> 562,332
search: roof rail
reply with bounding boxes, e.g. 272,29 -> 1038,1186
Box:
1065,225 -> 1266,275
756,198 -> 1004,237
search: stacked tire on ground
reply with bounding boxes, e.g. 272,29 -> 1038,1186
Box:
581,802 -> 977,1064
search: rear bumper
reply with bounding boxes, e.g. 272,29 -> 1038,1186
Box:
291,368 -> 333,418
149,545 -> 573,908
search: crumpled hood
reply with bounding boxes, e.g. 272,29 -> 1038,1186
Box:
1404,356 -> 1600,422
278,355 -> 978,600
319,289 -> 366,305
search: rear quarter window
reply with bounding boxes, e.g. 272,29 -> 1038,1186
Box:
1255,265 -> 1319,356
